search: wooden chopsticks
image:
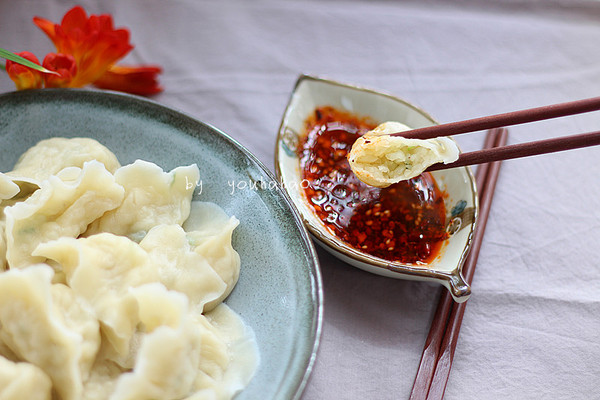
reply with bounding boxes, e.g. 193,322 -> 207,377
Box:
425,129 -> 600,172
387,96 -> 600,172
409,127 -> 508,400
396,96 -> 600,140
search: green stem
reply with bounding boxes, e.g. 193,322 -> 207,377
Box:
0,48 -> 58,75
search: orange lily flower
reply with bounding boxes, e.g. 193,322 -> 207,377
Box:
33,6 -> 133,87
5,51 -> 44,90
93,64 -> 163,96
42,53 -> 77,88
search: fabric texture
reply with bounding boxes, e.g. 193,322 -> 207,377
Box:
2,1 -> 600,399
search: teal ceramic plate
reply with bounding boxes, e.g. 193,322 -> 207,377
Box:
0,89 -> 322,400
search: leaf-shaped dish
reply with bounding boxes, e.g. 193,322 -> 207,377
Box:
275,75 -> 478,302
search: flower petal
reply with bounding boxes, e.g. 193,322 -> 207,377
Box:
93,64 -> 163,96
32,16 -> 57,43
5,51 -> 43,90
32,6 -> 134,88
42,53 -> 77,88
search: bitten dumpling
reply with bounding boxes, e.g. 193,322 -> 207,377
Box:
140,224 -> 227,312
0,356 -> 52,400
348,121 -> 459,187
85,160 -> 200,240
0,265 -> 100,400
34,233 -> 158,360
6,137 -> 120,185
4,161 -> 124,269
183,202 -> 241,311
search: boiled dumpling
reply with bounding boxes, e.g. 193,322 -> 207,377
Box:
4,161 -> 124,269
81,359 -> 124,400
110,285 -> 202,400
6,137 -> 120,185
34,233 -> 158,360
0,173 -> 19,201
198,304 -> 259,399
0,356 -> 52,400
85,160 -> 200,240
50,283 -> 102,378
348,121 -> 459,187
0,174 -> 20,269
0,220 -> 6,272
0,265 -> 99,400
131,283 -> 189,332
188,312 -> 232,394
184,202 -> 241,311
140,224 -> 227,312
94,283 -> 190,370
110,322 -> 202,400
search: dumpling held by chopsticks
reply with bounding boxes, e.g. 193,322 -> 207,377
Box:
348,122 -> 459,188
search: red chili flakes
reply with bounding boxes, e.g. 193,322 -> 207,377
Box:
297,106 -> 449,264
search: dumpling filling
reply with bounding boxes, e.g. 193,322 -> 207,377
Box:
348,121 -> 459,188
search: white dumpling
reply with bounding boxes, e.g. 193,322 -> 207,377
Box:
4,161 -> 124,269
0,265 -> 98,400
34,233 -> 158,359
184,202 -> 241,311
110,285 -> 202,400
0,220 -> 6,272
199,304 -> 259,399
82,359 -> 124,400
348,121 -> 459,187
0,176 -> 22,271
50,283 -> 102,378
85,160 -> 199,240
0,173 -> 19,201
93,283 -> 190,370
131,282 -> 190,332
111,322 -> 203,400
140,224 -> 227,312
6,137 -> 120,184
0,356 -> 52,400
0,340 -> 18,363
188,312 -> 231,393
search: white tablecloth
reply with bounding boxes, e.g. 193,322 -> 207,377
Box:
2,1 -> 600,398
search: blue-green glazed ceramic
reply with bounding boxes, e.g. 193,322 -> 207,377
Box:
0,89 -> 323,400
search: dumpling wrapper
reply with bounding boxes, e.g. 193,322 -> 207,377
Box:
0,265 -> 100,400
183,202 -> 241,311
194,304 -> 259,399
81,359 -> 124,400
5,137 -> 120,186
139,224 -> 227,313
111,284 -> 256,400
0,173 -> 19,201
110,284 -> 202,400
85,160 -> 200,240
4,161 -> 124,269
0,356 -> 52,400
34,233 -> 158,360
0,220 -> 6,272
348,121 -> 459,188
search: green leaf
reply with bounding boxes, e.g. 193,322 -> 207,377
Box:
0,48 -> 59,75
